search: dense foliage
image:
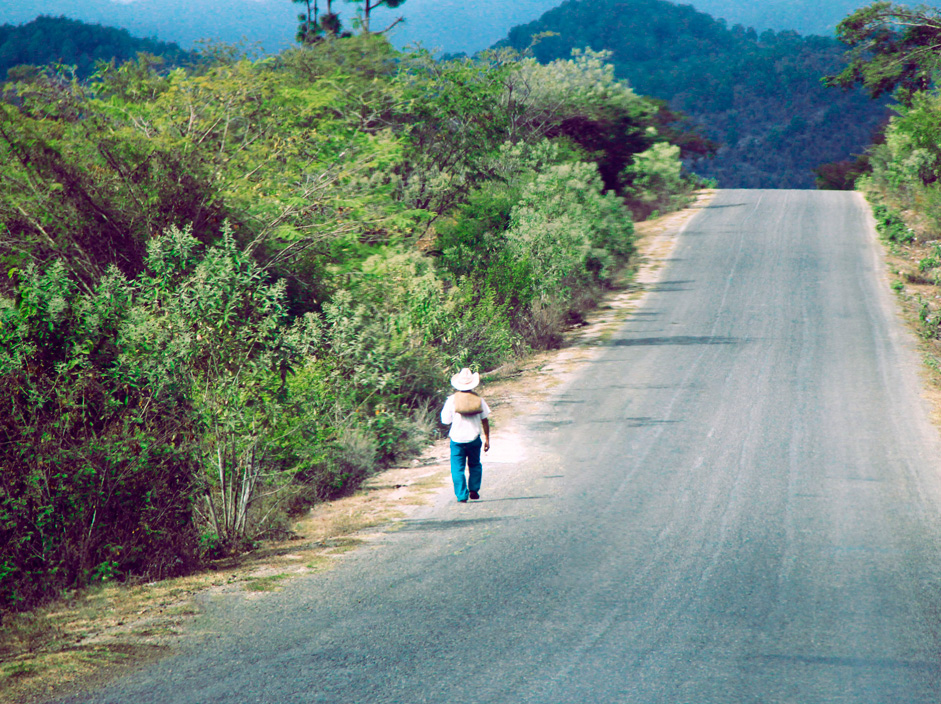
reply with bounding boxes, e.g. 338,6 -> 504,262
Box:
856,87 -> 941,234
0,15 -> 193,81
827,2 -> 941,104
0,34 -> 699,610
827,2 -> 941,230
825,3 -> 941,355
498,0 -> 890,188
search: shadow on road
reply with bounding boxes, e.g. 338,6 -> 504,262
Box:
607,335 -> 743,347
592,417 -> 680,427
398,517 -> 505,531
649,280 -> 695,292
528,416 -> 678,431
475,496 -> 552,503
747,653 -> 939,673
527,419 -> 574,431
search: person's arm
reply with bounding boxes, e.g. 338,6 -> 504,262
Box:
481,418 -> 490,452
441,396 -> 454,425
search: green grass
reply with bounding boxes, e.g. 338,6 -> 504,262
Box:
242,574 -> 292,592
2,662 -> 36,679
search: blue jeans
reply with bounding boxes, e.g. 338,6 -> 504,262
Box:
450,437 -> 482,501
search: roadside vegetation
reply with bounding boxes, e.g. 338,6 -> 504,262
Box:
0,20 -> 705,633
826,2 -> 941,388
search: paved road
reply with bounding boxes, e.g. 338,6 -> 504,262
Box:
62,190 -> 941,703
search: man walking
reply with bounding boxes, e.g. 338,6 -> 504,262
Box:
440,368 -> 491,503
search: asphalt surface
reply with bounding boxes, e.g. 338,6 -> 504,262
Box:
60,189 -> 941,703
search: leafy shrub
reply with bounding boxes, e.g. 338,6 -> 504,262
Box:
445,282 -> 523,371
436,181 -> 520,280
435,148 -> 636,350
862,91 -> 941,238
920,298 -> 941,340
919,256 -> 940,273
813,156 -> 870,190
872,204 -> 915,244
508,48 -> 648,134
322,252 -> 449,402
505,49 -> 664,194
622,142 -> 695,218
505,159 -> 634,300
0,262 -> 199,610
117,224 -> 323,554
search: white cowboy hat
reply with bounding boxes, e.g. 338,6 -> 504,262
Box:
451,368 -> 480,391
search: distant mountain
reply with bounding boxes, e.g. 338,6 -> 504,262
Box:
0,15 -> 192,80
499,0 -> 890,189
0,1 -> 301,56
686,0 -> 941,37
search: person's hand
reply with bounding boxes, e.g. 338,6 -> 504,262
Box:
483,438 -> 490,452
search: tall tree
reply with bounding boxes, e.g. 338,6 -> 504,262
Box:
826,2 -> 941,104
321,0 -> 342,36
293,0 -> 320,43
345,0 -> 407,33
292,0 -> 347,41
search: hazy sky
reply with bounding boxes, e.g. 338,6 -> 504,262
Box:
0,0 -> 564,55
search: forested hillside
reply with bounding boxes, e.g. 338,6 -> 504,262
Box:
500,0 -> 890,188
0,16 -> 193,80
0,33 -> 700,610
687,0 -> 941,36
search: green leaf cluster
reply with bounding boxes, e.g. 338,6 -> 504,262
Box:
0,260 -> 199,608
853,85 -> 941,235
827,2 -> 941,105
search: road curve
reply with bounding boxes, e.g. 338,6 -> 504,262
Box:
60,190 -> 941,703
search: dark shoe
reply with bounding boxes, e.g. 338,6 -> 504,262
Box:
458,498 -> 468,503
469,491 -> 479,500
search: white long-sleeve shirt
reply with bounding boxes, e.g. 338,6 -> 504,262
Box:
440,394 -> 491,443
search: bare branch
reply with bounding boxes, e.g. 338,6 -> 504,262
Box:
377,16 -> 405,35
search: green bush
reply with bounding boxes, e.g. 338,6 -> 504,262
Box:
0,262 -> 199,609
117,224 -> 324,554
435,149 -> 635,349
863,91 -> 941,239
920,298 -> 941,340
436,181 -> 521,280
621,142 -> 697,219
872,204 -> 915,244
919,256 -> 940,273
505,160 -> 634,297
